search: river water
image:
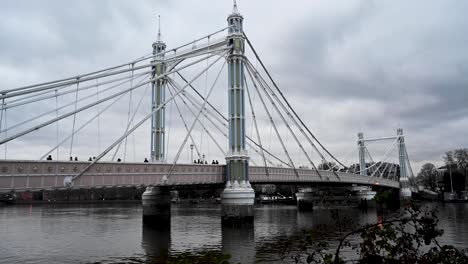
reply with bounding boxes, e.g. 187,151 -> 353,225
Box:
0,202 -> 467,263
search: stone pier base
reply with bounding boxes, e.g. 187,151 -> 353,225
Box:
221,181 -> 255,224
142,186 -> 171,227
400,187 -> 412,200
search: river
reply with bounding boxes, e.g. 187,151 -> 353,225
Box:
0,202 -> 467,263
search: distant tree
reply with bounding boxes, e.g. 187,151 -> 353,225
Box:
417,163 -> 439,192
318,161 -> 338,171
454,149 -> 468,190
443,151 -> 455,168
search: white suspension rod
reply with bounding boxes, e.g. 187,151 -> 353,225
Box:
243,32 -> 347,168
168,78 -> 277,167
247,63 -> 320,177
172,75 -> 284,167
244,75 -> 269,174
39,84 -> 137,160
1,72 -> 149,134
0,52 -> 219,145
166,61 -> 226,178
167,84 -> 203,161
71,52 -> 226,181
4,70 -> 152,110
167,81 -> 226,158
111,83 -> 151,161
245,64 -> 299,176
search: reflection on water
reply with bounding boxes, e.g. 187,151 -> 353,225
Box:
0,203 -> 467,263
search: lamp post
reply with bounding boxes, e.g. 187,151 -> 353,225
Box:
190,144 -> 194,163
202,153 -> 205,164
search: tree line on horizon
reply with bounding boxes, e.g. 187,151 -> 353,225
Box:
417,148 -> 468,193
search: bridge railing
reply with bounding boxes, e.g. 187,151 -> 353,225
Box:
0,161 -> 400,193
249,166 -> 400,188
0,160 -> 225,193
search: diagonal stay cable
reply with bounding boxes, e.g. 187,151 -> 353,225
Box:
175,72 -> 284,167
169,77 -> 277,167
167,82 -> 203,161
244,74 -> 269,175
1,26 -> 232,97
246,62 -> 322,179
245,63 -> 299,177
167,81 -> 228,160
111,82 -> 151,161
71,52 -> 226,182
39,83 -> 146,160
243,32 -> 347,168
246,59 -> 342,180
0,52 -> 220,146
1,72 -> 149,134
166,60 -> 226,179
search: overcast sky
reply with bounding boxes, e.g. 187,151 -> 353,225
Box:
1,0 -> 467,173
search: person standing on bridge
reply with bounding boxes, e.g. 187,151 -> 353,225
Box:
46,155 -> 52,160
144,158 -> 149,163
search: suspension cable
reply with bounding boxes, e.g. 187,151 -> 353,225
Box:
243,32 -> 347,168
245,64 -> 299,176
123,65 -> 135,162
96,79 -> 101,154
1,71 -> 149,134
0,52 -> 220,146
55,89 -> 59,160
244,75 -> 269,175
246,62 -> 322,178
167,80 -> 226,157
2,27 -> 232,98
167,83 -> 202,161
71,51 -> 226,181
167,60 -> 226,178
173,73 -> 285,167
111,82 -> 151,161
168,78 -> 265,166
69,80 -> 80,159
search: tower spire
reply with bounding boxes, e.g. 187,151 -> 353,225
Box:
232,0 -> 239,14
157,14 -> 162,41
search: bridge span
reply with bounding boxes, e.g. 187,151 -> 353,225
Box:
0,160 -> 399,193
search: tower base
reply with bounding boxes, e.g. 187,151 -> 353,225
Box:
142,186 -> 171,228
399,187 -> 412,200
221,181 -> 255,224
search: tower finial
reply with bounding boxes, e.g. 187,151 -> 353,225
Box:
157,14 -> 162,41
232,0 -> 239,14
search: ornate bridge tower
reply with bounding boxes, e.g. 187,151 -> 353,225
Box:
358,132 -> 366,176
150,18 -> 166,162
397,128 -> 411,199
221,1 -> 255,223
142,18 -> 171,227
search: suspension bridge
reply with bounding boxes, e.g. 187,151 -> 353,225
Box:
0,2 -> 415,222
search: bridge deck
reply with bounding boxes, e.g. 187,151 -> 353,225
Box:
0,160 -> 399,193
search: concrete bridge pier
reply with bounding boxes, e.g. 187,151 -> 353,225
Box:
142,186 -> 171,227
221,181 -> 255,224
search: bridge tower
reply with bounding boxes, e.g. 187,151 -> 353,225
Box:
150,16 -> 166,163
142,17 -> 171,227
220,1 -> 255,223
358,132 -> 366,176
397,128 -> 411,199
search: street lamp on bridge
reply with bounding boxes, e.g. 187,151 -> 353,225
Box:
190,144 -> 194,163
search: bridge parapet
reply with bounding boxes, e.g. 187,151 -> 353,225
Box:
0,160 -> 225,193
249,166 -> 400,188
0,161 -> 400,193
